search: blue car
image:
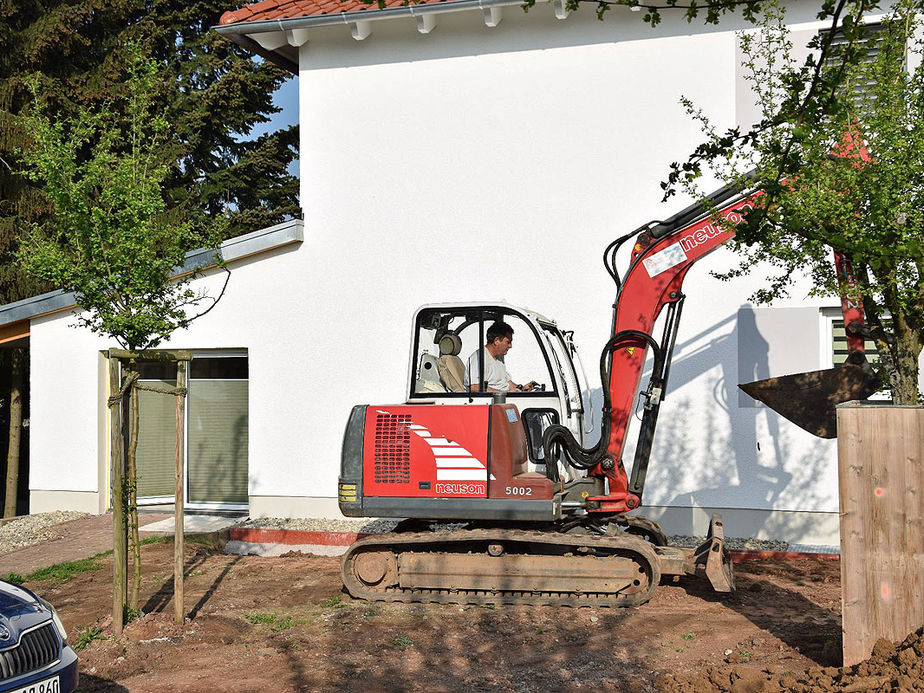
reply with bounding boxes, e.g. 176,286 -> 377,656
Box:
0,580 -> 78,693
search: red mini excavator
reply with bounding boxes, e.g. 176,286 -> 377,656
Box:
337,181 -> 880,607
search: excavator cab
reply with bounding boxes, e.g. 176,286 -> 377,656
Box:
407,303 -> 590,475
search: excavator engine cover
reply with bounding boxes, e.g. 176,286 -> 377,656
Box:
739,362 -> 881,438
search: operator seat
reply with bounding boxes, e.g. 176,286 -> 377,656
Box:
438,334 -> 466,392
415,353 -> 446,393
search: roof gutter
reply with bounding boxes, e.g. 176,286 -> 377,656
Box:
214,0 -> 528,72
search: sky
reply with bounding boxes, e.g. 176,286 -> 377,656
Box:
247,75 -> 299,177
265,77 -> 299,136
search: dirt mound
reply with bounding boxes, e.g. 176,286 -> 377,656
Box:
122,612 -> 188,642
655,626 -> 924,692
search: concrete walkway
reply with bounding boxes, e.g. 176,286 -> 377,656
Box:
0,513 -> 239,576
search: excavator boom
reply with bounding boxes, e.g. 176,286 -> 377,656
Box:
546,182 -> 879,516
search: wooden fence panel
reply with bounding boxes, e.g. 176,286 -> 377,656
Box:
837,403 -> 924,666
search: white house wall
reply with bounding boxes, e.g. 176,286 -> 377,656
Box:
287,4 -> 849,542
28,3 -> 899,544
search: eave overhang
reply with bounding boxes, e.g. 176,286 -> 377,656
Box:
213,0 -> 575,75
0,218 -> 304,329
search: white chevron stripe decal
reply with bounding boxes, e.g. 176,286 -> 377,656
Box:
431,447 -> 476,457
407,420 -> 488,472
435,459 -> 485,468
437,469 -> 488,481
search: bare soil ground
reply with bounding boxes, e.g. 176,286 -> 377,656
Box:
20,540 -> 922,692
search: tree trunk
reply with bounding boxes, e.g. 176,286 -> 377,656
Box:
889,325 -> 922,405
3,349 -> 23,518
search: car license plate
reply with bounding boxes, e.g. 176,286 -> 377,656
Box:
8,675 -> 59,693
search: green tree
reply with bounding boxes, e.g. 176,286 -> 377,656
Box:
17,50 -> 228,622
675,0 -> 924,404
17,63 -> 227,349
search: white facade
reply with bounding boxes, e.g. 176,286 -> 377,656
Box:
12,2 -> 898,544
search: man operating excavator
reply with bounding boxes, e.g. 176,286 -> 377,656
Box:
463,321 -> 537,392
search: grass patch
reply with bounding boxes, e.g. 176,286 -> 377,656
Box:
26,551 -> 112,585
681,632 -> 696,640
245,612 -> 301,631
392,636 -> 414,648
139,535 -> 172,546
16,536 -> 212,587
73,624 -> 104,651
320,595 -> 345,609
246,612 -> 279,626
271,616 -> 296,632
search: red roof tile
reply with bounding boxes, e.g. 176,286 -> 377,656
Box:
219,0 -> 453,24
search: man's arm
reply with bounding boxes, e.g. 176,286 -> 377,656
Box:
510,381 -> 537,391
471,383 -> 508,393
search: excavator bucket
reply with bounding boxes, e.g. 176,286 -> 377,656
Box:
694,513 -> 735,592
739,362 -> 881,438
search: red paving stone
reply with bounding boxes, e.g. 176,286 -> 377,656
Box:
229,527 -> 364,545
0,513 -> 172,576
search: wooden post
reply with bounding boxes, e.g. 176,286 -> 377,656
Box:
837,403 -> 924,666
174,359 -> 187,624
3,349 -> 23,518
108,355 -> 126,636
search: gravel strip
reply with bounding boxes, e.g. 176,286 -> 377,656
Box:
0,512 -> 791,558
668,535 -> 790,551
0,511 -> 90,555
233,517 -> 400,534
232,517 -> 790,550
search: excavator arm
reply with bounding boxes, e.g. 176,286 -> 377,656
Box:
544,182 -> 880,515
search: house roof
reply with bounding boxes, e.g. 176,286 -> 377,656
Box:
219,0 -> 451,25
215,0 -> 533,73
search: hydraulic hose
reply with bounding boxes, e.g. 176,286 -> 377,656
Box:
542,330 -> 664,481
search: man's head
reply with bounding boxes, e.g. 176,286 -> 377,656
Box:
485,321 -> 514,357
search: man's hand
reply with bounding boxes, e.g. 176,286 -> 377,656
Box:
515,381 -> 538,391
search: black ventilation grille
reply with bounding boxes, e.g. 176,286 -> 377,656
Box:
374,413 -> 411,484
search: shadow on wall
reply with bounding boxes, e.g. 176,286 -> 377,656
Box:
576,305 -> 834,540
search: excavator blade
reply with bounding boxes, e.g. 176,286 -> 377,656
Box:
739,363 -> 881,438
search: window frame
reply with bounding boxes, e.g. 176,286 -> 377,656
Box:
133,349 -> 250,511
408,306 -> 560,399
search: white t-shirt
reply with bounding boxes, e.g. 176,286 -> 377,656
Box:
464,347 -> 512,391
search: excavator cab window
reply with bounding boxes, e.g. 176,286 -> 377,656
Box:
410,308 -> 556,397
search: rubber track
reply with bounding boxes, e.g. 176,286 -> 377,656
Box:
341,528 -> 661,608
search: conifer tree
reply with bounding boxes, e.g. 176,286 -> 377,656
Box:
0,1 -> 298,514
0,0 -> 298,307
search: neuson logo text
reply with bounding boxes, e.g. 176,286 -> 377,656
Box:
680,202 -> 753,253
435,482 -> 485,495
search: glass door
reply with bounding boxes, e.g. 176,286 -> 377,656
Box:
134,352 -> 249,509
